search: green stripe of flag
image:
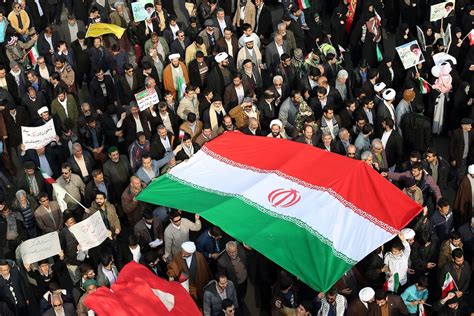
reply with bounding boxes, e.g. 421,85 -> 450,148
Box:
138,174 -> 353,291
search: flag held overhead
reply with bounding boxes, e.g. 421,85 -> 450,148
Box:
137,133 -> 422,292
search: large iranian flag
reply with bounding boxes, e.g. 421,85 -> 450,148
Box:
137,133 -> 422,291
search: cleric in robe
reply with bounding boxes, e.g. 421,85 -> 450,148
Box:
163,53 -> 190,99
454,164 -> 474,227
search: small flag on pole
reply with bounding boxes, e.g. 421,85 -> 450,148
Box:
297,0 -> 311,10
52,183 -> 68,212
418,303 -> 427,316
441,272 -> 456,298
28,46 -> 40,65
177,76 -> 186,102
419,78 -> 430,94
39,168 -> 68,211
383,272 -> 400,293
469,30 -> 474,46
39,168 -> 55,185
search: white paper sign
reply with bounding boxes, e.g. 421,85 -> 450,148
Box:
20,232 -> 61,264
396,40 -> 425,70
131,0 -> 154,22
430,1 -> 455,22
69,211 -> 108,251
135,88 -> 159,111
21,119 -> 56,150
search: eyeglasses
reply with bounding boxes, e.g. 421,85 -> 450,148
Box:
62,171 -> 70,174
53,303 -> 62,307
172,218 -> 181,223
274,83 -> 282,87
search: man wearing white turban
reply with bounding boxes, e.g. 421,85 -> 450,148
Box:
167,240 -> 212,303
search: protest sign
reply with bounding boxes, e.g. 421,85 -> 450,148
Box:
20,232 -> 61,264
135,88 -> 159,111
21,119 -> 56,150
69,211 -> 109,251
430,0 -> 455,22
131,0 -> 154,22
396,40 -> 425,70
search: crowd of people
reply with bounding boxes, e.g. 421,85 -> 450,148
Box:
0,0 -> 472,314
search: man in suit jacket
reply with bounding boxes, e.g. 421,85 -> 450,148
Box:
198,21 -> 221,54
134,211 -> 164,254
51,90 -> 79,130
21,87 -> 48,119
449,119 -> 474,181
120,103 -> 152,147
254,0 -> 273,40
59,15 -> 86,45
217,241 -> 249,299
265,34 -> 291,75
282,12 -> 305,52
89,69 -> 117,112
295,125 -> 321,147
22,145 -> 63,180
16,161 -> 49,199
258,90 -> 277,135
212,8 -> 233,37
67,143 -> 95,184
0,65 -> 20,104
223,73 -> 252,111
34,192 -> 63,233
317,132 -> 342,154
372,290 -> 409,315
196,226 -> 223,263
43,296 -> 75,316
2,104 -> 30,159
26,0 -> 48,32
150,125 -> 175,160
381,118 -> 403,170
117,64 -> 141,106
37,26 -> 61,65
179,113 -> 203,141
138,18 -> 160,47
0,260 -> 29,316
169,31 -> 192,60
216,28 -> 239,59
71,32 -> 91,88
84,169 -> 111,206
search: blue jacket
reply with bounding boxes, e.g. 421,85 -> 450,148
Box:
429,209 -> 454,243
196,229 -> 221,260
401,284 -> 428,313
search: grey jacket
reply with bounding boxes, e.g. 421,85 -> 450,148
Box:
203,280 -> 238,316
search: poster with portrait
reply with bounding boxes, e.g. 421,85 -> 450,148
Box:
430,0 -> 455,22
396,40 -> 425,70
131,0 -> 154,22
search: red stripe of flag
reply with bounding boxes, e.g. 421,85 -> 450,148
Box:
202,133 -> 422,231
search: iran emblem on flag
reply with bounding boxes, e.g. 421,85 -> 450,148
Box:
383,272 -> 399,293
441,272 -> 456,298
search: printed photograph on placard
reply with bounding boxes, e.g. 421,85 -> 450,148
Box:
396,40 -> 425,70
430,0 -> 455,22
